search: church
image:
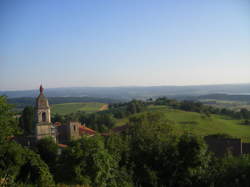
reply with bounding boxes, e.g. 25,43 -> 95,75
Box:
16,85 -> 96,146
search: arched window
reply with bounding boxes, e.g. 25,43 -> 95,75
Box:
42,112 -> 46,122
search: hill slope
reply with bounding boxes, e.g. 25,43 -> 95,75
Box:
116,105 -> 250,142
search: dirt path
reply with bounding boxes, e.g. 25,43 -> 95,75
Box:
99,104 -> 109,111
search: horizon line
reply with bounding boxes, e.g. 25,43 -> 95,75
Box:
1,82 -> 250,92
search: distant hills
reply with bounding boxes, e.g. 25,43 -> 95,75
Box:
172,93 -> 250,102
1,83 -> 250,100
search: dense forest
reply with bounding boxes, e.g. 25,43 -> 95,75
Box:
1,96 -> 250,186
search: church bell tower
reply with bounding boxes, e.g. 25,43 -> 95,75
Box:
35,85 -> 51,123
35,85 -> 56,141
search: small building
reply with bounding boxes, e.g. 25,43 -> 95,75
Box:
57,121 -> 82,144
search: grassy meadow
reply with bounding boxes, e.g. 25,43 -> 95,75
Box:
116,105 -> 250,142
51,102 -> 107,115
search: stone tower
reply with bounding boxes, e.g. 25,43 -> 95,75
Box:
35,85 -> 56,141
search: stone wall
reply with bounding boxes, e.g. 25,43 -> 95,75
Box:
204,136 -> 242,157
69,121 -> 81,140
242,143 -> 250,155
56,121 -> 81,144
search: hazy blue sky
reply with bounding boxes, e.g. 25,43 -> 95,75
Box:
0,0 -> 249,90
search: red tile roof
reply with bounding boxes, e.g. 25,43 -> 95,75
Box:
58,144 -> 68,148
79,125 -> 96,136
54,122 -> 62,126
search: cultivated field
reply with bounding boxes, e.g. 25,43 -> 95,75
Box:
51,102 -> 107,115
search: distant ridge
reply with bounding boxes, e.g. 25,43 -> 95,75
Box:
1,83 -> 250,99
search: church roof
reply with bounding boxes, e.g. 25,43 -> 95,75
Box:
36,85 -> 49,109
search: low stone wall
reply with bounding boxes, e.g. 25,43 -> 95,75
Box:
204,136 -> 242,157
242,143 -> 250,154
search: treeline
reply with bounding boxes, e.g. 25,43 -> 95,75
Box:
7,96 -> 119,110
108,100 -> 146,118
197,93 -> 250,102
154,97 -> 250,121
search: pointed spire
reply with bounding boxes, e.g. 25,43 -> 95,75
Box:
40,85 -> 44,93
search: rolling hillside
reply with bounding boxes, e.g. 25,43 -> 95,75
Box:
116,105 -> 250,142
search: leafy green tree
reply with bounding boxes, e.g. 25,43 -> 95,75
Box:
16,147 -> 54,186
0,141 -> 54,186
57,136 -> 120,186
120,112 -> 212,187
105,134 -> 133,186
99,124 -> 109,133
36,137 -> 58,175
79,113 -> 115,132
211,154 -> 250,187
126,100 -> 145,114
0,142 -> 26,184
174,134 -> 211,187
0,96 -> 20,144
240,108 -> 250,120
126,112 -> 176,186
105,134 -> 130,164
19,106 -> 35,135
51,113 -> 64,123
0,96 -> 54,186
244,119 -> 250,125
